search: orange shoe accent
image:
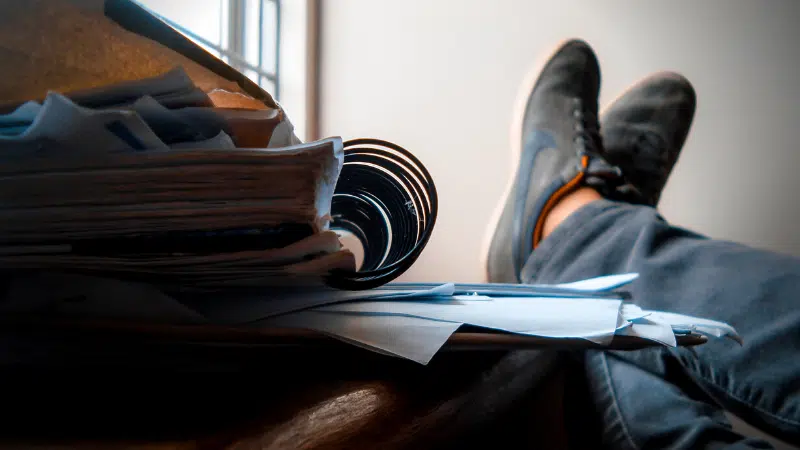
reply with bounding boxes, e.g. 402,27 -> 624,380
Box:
531,155 -> 589,249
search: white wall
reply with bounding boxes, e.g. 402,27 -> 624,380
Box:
320,0 -> 800,283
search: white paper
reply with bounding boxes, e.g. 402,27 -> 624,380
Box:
617,319 -> 678,347
552,273 -> 639,291
0,270 -> 742,365
316,296 -> 623,344
1,272 -> 205,324
186,282 -> 456,324
389,274 -> 636,298
0,101 -> 42,136
258,311 -> 460,364
0,92 -> 168,158
639,311 -> 741,343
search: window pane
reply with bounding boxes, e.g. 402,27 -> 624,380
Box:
260,0 -> 278,75
134,0 -> 227,59
260,79 -> 276,98
134,0 -> 280,98
241,0 -> 279,94
244,68 -> 260,86
244,0 -> 262,68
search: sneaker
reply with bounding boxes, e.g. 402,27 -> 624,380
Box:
601,72 -> 696,206
484,40 -> 622,283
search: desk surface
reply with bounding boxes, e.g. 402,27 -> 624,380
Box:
0,319 -> 700,449
0,351 -> 575,450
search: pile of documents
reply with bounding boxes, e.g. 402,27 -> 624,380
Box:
0,68 -> 354,288
0,0 -> 362,289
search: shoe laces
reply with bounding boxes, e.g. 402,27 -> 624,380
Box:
571,97 -> 603,157
572,98 -> 624,188
613,131 -> 670,205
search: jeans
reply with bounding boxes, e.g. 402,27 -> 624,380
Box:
523,199 -> 800,449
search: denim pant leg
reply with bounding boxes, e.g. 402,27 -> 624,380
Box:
522,199 -> 800,448
582,350 -> 774,449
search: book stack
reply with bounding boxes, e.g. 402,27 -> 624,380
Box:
0,0 -> 436,291
0,69 -> 355,289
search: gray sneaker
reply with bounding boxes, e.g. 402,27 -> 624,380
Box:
601,72 -> 697,206
485,40 -> 622,283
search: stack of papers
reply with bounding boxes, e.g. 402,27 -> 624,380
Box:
0,0 -> 440,291
1,272 -> 740,365
0,69 -> 356,288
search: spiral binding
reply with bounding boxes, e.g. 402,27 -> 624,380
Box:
325,139 -> 438,290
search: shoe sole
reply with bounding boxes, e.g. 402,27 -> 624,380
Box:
479,39 -> 574,283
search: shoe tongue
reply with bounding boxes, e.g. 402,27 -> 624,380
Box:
583,155 -> 626,199
585,155 -> 623,179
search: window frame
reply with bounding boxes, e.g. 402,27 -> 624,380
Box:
133,0 -> 319,142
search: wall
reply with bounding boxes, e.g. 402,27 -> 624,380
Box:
319,0 -> 800,283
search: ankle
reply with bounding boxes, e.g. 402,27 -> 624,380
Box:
541,187 -> 602,240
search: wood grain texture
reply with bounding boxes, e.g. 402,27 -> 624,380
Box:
0,351 -> 577,449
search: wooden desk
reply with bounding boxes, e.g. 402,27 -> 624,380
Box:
0,351 -> 574,450
0,321 -> 701,449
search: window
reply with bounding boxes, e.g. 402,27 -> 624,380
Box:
134,0 -> 281,96
133,0 -> 316,141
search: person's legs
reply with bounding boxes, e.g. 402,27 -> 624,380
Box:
522,63 -> 800,450
484,39 -> 625,284
486,39 -> 799,448
528,196 -> 800,447
582,350 -> 775,450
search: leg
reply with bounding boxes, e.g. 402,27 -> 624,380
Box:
528,197 -> 800,447
486,40 -> 799,448
583,350 -> 774,450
